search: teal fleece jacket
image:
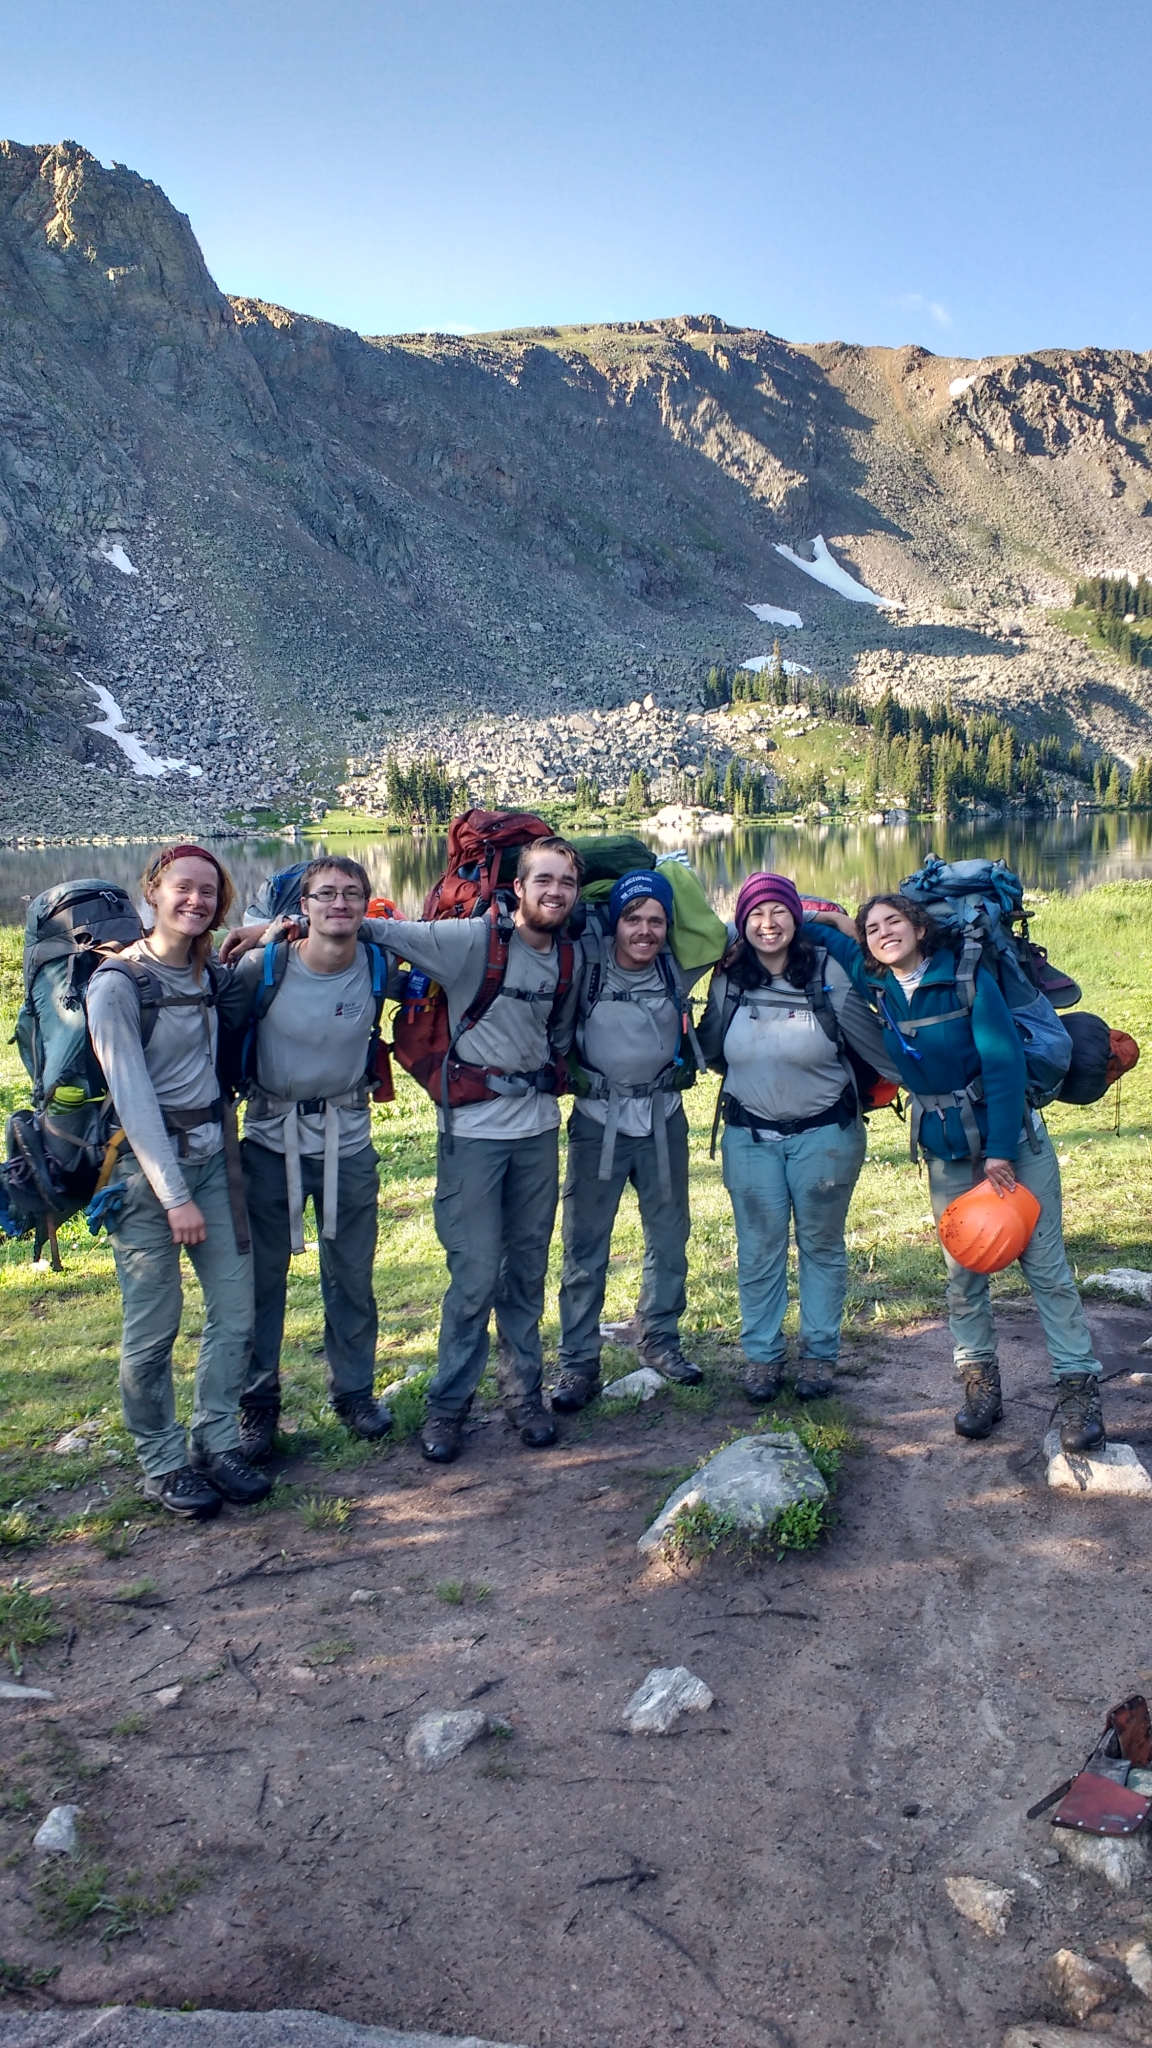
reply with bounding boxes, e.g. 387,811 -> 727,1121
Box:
813,924 -> 1027,1161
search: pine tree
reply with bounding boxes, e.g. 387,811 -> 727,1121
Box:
698,754 -> 718,809
625,768 -> 651,815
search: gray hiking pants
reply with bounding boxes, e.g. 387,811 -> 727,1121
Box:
428,1127 -> 559,1420
241,1138 -> 380,1415
925,1121 -> 1101,1382
108,1149 -> 253,1479
558,1102 -> 690,1378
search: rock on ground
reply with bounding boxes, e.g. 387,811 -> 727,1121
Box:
0,2013 -> 526,2048
638,1430 -> 827,1552
602,1367 -> 666,1402
1081,1269 -> 1152,1305
31,1805 -> 79,1856
1054,1825 -> 1150,1889
1001,2031 -> 1111,2048
1125,1940 -> 1152,1997
1043,1429 -> 1152,1496
404,1709 -> 490,1772
621,1666 -> 714,1735
944,1875 -> 1015,1937
1047,1948 -> 1119,2022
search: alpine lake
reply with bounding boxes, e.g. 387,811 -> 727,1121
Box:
2,810 -> 1152,925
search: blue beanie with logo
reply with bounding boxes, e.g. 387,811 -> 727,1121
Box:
608,869 -> 675,930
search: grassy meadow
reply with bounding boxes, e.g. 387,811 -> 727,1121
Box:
0,881 -> 1150,1543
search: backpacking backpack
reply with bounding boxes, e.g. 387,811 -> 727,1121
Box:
797,895 -> 901,1113
1058,1014 -> 1141,1106
2,883 -> 223,1261
421,810 -> 556,919
236,934 -> 394,1103
897,855 -> 1075,1108
242,860 -> 310,927
392,894 -> 575,1114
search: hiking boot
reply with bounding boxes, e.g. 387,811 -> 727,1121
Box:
420,1416 -> 463,1464
743,1363 -> 783,1404
954,1362 -> 1004,1440
338,1395 -> 393,1442
238,1407 -> 279,1465
142,1464 -> 222,1520
550,1368 -> 601,1413
189,1445 -> 274,1505
794,1361 -> 836,1401
506,1397 -> 558,1449
1052,1373 -> 1105,1454
637,1341 -> 702,1387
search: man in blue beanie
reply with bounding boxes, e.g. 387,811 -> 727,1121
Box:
551,868 -> 703,1411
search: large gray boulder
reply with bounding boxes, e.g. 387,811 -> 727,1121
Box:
638,1431 -> 827,1553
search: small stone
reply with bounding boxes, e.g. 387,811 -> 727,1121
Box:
53,1428 -> 96,1455
1081,1266 -> 1152,1305
603,1368 -> 666,1402
153,1684 -> 183,1709
1055,1825 -> 1149,1889
405,1708 -> 490,1771
349,1589 -> 377,1605
0,1682 -> 53,1701
1043,1429 -> 1152,1496
1126,1940 -> 1152,1998
622,1666 -> 714,1735
639,1432 -> 827,1553
1048,1948 -> 1116,2023
1002,2030 -> 1105,2048
944,1874 -> 1014,1937
33,1804 -> 80,1855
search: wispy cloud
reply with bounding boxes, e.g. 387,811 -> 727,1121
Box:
896,292 -> 952,329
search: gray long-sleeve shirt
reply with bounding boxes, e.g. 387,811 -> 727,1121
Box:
369,915 -> 578,1140
235,942 -> 375,1156
86,943 -> 227,1210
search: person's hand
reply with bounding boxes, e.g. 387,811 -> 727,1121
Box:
218,919 -> 275,964
808,909 -> 857,938
984,1158 -> 1017,1196
167,1201 -> 207,1244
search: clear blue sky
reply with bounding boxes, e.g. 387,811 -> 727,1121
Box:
6,0 -> 1148,356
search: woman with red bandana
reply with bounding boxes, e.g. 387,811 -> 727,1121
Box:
698,872 -> 892,1404
86,846 -> 271,1518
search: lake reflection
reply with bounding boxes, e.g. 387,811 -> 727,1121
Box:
2,811 -> 1152,925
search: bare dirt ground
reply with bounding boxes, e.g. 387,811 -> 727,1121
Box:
2,1307 -> 1152,2048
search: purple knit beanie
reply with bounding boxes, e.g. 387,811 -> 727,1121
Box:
734,871 -> 805,937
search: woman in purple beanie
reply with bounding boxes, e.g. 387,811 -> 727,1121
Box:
698,871 -> 894,1403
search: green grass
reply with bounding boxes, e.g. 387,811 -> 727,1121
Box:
35,1856 -> 201,1943
303,1636 -> 354,1666
0,1583 -> 58,1676
0,885 -> 1150,1524
298,1494 -> 353,1532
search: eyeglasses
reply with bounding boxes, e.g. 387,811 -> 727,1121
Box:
304,888 -> 367,905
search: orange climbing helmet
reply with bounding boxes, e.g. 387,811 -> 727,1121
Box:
937,1178 -> 1041,1274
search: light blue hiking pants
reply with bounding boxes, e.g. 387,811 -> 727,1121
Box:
721,1117 -> 866,1369
108,1149 -> 254,1477
925,1121 -> 1101,1382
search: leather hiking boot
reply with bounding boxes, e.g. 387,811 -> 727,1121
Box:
420,1416 -> 463,1464
954,1362 -> 1004,1440
1052,1373 -> 1105,1454
637,1342 -> 703,1387
338,1395 -> 393,1442
743,1363 -> 783,1404
506,1398 -> 558,1449
794,1362 -> 836,1402
189,1445 -> 274,1505
142,1464 -> 222,1520
550,1368 -> 601,1414
238,1408 -> 279,1465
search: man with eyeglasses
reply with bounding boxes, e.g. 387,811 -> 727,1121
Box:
231,856 -> 392,1459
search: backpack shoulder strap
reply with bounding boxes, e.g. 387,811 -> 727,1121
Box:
548,937 -> 576,1040
357,938 -> 390,1074
461,906 -> 514,1029
805,945 -> 845,1052
88,956 -> 172,1050
578,921 -> 610,1019
251,940 -> 292,1025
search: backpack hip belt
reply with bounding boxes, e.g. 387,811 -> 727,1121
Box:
722,1086 -> 856,1142
246,1085 -> 370,1254
908,1078 -> 986,1165
575,1062 -> 684,1199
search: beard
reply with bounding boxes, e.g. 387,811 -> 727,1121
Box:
518,897 -> 570,933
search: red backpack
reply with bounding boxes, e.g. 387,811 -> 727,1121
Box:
421,808 -> 554,919
392,811 -> 574,1110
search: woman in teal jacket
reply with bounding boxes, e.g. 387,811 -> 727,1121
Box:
813,893 -> 1104,1451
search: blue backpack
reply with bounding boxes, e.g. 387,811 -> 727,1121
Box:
897,855 -> 1076,1110
242,860 -> 310,928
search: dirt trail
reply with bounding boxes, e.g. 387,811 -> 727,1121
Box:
2,1306 -> 1152,2047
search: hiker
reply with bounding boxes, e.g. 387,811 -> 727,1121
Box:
226,837 -> 582,1464
697,872 -> 891,1404
812,894 -> 1106,1450
85,846 -> 271,1518
230,856 -> 393,1463
550,868 -> 702,1413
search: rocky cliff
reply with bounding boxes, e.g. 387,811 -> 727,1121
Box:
2,138 -> 1152,838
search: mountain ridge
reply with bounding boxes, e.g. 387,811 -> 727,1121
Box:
2,137 -> 1152,840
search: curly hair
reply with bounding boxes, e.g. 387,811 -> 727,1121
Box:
725,928 -> 820,993
855,892 -> 945,972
